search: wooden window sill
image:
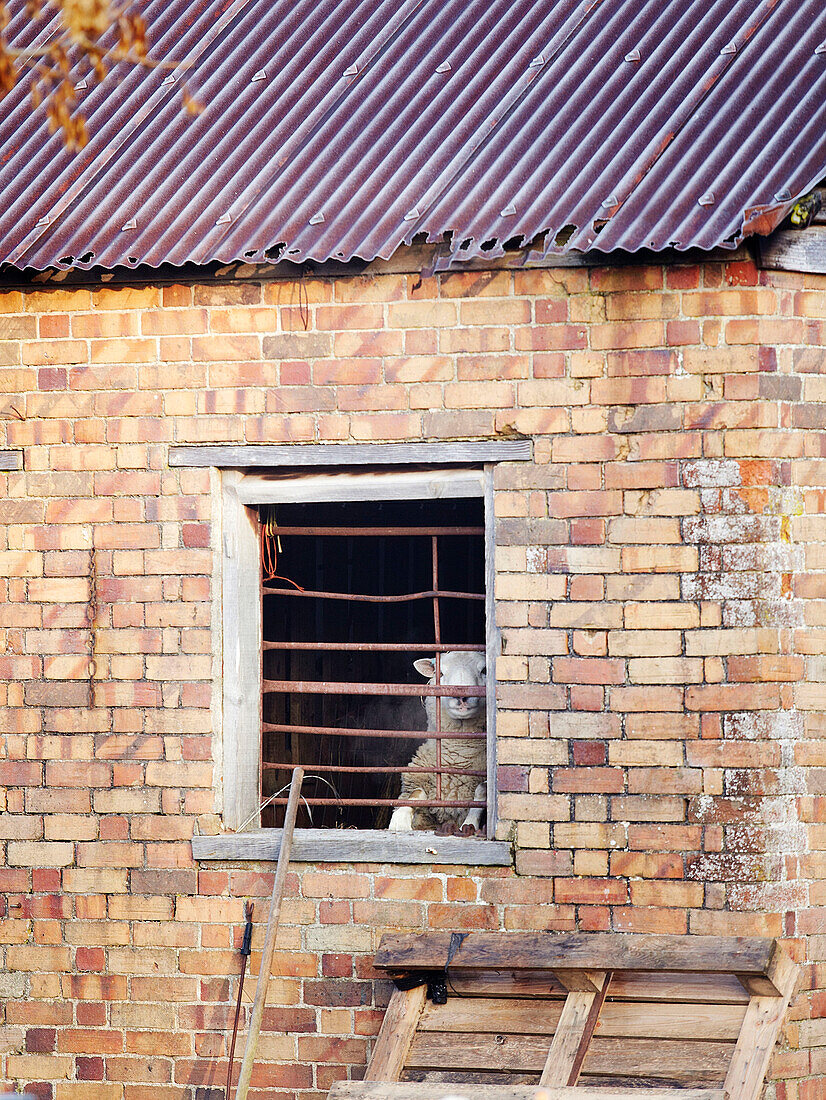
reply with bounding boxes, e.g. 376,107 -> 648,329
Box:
191,828 -> 511,865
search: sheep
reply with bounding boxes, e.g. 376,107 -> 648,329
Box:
388,651 -> 487,833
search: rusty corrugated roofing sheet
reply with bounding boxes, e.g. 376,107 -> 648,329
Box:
1,0 -> 825,272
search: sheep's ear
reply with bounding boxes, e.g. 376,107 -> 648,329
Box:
413,658 -> 435,679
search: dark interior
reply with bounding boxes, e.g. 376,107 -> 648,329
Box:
260,495 -> 485,829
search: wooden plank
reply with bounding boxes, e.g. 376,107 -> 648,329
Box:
191,828 -> 511,865
405,1033 -> 733,1080
438,968 -> 747,1003
437,969 -> 569,998
329,1084 -> 726,1100
418,998 -> 746,1041
723,946 -> 799,1100
758,226 -> 826,274
374,932 -> 775,977
419,998 -> 565,1034
540,972 -> 609,1087
365,985 -> 427,1082
0,450 -> 21,471
170,441 -> 532,468
608,970 -> 750,1004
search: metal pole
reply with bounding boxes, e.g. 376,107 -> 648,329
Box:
233,767 -> 304,1100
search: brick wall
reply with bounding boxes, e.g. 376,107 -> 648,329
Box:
0,257 -> 824,1098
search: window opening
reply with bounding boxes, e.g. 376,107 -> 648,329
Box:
259,497 -> 486,833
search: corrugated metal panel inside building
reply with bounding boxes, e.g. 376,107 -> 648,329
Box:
1,0 -> 825,272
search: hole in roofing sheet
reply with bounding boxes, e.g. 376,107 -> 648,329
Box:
127,257 -> 138,264
503,235 -> 524,252
480,238 -> 498,251
59,255 -> 74,266
244,249 -> 258,259
459,238 -> 473,251
592,220 -> 608,235
554,225 -> 577,248
265,243 -> 286,261
411,231 -> 428,246
286,248 -> 301,256
79,251 -> 95,264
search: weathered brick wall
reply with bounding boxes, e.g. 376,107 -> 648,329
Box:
0,258 -> 824,1098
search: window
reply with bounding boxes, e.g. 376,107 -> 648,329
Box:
259,492 -> 486,833
177,441 -> 529,864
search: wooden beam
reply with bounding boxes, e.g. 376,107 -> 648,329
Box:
364,985 -> 427,1082
540,972 -> 610,1087
191,828 -> 511,865
724,946 -> 799,1100
373,932 -> 776,978
170,440 -> 531,469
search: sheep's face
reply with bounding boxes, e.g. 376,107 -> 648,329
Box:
413,651 -> 486,721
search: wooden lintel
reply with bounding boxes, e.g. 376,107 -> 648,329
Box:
170,440 -> 531,469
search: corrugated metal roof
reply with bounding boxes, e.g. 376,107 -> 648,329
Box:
1,0 -> 825,272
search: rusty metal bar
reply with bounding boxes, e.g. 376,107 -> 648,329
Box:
271,526 -> 483,537
262,586 -> 484,603
263,797 -> 485,808
263,680 -> 485,697
262,722 -> 485,741
263,641 -> 484,652
263,762 -> 485,776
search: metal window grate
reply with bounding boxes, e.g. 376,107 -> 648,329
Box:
259,498 -> 486,830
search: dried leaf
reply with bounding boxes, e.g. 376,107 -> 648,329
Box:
182,87 -> 203,116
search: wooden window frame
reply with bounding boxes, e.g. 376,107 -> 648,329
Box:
177,442 -> 529,865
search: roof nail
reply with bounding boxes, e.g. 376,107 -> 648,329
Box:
215,213 -> 232,225
309,212 -> 325,225
436,61 -> 451,74
76,77 -> 87,90
774,189 -> 792,202
36,215 -> 51,227
816,43 -> 826,54
624,49 -> 641,62
343,63 -> 359,77
500,204 -> 516,217
403,208 -> 421,221
251,68 -> 267,82
698,193 -> 715,206
720,42 -> 737,55
161,74 -> 175,86
602,195 -> 618,208
529,54 -> 545,68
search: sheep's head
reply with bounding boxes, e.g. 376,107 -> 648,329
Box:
413,651 -> 486,721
